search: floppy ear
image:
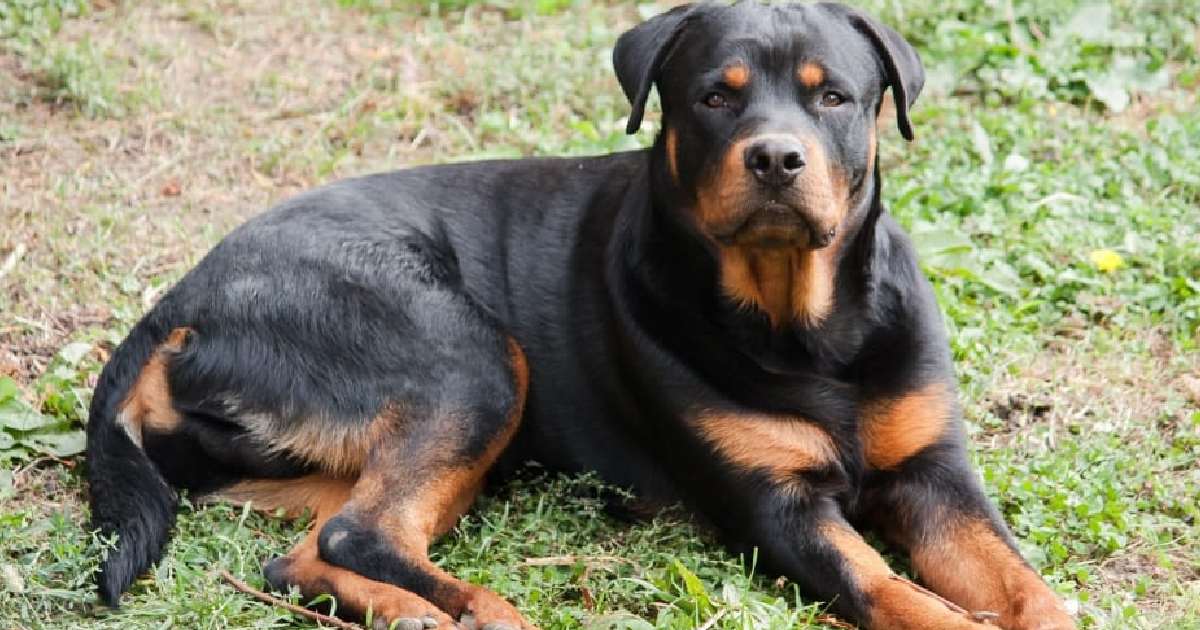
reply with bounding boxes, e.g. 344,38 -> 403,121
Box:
613,4 -> 696,135
820,4 -> 925,141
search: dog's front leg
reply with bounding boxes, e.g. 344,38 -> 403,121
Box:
862,453 -> 1076,630
694,413 -> 996,629
744,492 -> 1001,630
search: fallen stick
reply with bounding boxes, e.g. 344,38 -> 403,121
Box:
889,574 -> 968,613
219,569 -> 364,630
813,614 -> 857,629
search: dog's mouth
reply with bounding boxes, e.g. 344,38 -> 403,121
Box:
713,201 -> 836,250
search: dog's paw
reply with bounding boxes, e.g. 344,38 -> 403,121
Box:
376,616 -> 441,630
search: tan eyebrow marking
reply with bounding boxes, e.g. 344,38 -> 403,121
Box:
798,62 -> 825,88
723,63 -> 750,89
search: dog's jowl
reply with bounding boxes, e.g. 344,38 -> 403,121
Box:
86,2 -> 1075,629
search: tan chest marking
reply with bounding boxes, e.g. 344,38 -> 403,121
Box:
719,245 -> 839,328
695,412 -> 837,484
709,139 -> 850,328
860,382 -> 953,470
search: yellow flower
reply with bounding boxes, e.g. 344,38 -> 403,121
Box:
1089,249 -> 1125,273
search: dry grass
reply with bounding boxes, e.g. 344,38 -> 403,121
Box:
1,1 -> 1198,628
1,0 -> 642,383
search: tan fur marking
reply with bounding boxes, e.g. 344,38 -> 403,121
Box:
210,474 -> 354,521
821,523 -> 996,630
798,62 -> 825,88
365,463 -> 529,626
860,382 -> 953,470
163,327 -> 191,351
793,138 -> 847,233
695,412 -> 836,484
117,327 -> 194,443
244,405 -> 399,477
695,136 -> 754,231
272,514 -> 454,626
867,124 -> 878,176
665,127 -> 680,184
214,341 -> 535,628
912,519 -> 1074,629
341,338 -> 533,626
696,134 -> 850,328
211,476 -> 454,623
282,546 -> 452,626
719,245 -> 838,328
723,63 -> 750,89
379,338 -> 528,547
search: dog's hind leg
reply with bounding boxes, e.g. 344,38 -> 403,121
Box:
318,337 -> 531,630
262,338 -> 533,630
219,475 -> 456,629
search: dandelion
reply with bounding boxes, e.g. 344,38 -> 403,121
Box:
1089,249 -> 1124,273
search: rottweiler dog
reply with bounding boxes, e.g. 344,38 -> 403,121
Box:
86,2 -> 1076,629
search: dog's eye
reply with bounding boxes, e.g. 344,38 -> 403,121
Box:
703,92 -> 728,109
820,91 -> 846,108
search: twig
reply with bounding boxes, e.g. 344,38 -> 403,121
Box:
888,574 -> 968,613
12,316 -> 52,333
219,569 -> 364,630
888,575 -> 1000,623
813,614 -> 857,629
442,113 -> 478,152
12,456 -> 72,487
1029,22 -> 1046,45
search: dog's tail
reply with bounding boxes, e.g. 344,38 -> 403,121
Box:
85,318 -> 178,606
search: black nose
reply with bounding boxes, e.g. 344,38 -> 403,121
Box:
744,138 -> 805,186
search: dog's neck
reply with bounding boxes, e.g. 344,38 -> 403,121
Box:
630,145 -> 882,334
716,243 -> 843,329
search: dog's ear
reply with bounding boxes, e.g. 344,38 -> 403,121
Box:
613,4 -> 696,135
820,4 -> 925,141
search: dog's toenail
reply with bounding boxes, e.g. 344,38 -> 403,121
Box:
394,618 -> 424,630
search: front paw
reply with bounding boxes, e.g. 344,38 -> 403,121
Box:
1006,592 -> 1076,630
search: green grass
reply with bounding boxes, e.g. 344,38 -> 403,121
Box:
1,0 -> 1198,628
0,0 -> 141,117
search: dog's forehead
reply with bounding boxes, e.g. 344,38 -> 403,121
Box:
679,3 -> 875,82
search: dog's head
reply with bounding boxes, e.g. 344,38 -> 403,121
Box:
615,1 -> 923,251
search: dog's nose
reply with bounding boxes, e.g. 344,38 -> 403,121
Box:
744,138 -> 805,186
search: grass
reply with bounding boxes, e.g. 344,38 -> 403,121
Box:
0,0 -> 1197,628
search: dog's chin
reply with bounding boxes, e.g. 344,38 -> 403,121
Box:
713,203 -> 832,250
725,224 -> 811,249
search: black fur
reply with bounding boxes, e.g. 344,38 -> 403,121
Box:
86,3 -> 1056,627
86,320 -> 177,606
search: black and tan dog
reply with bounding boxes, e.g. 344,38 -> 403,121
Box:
86,2 -> 1075,629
